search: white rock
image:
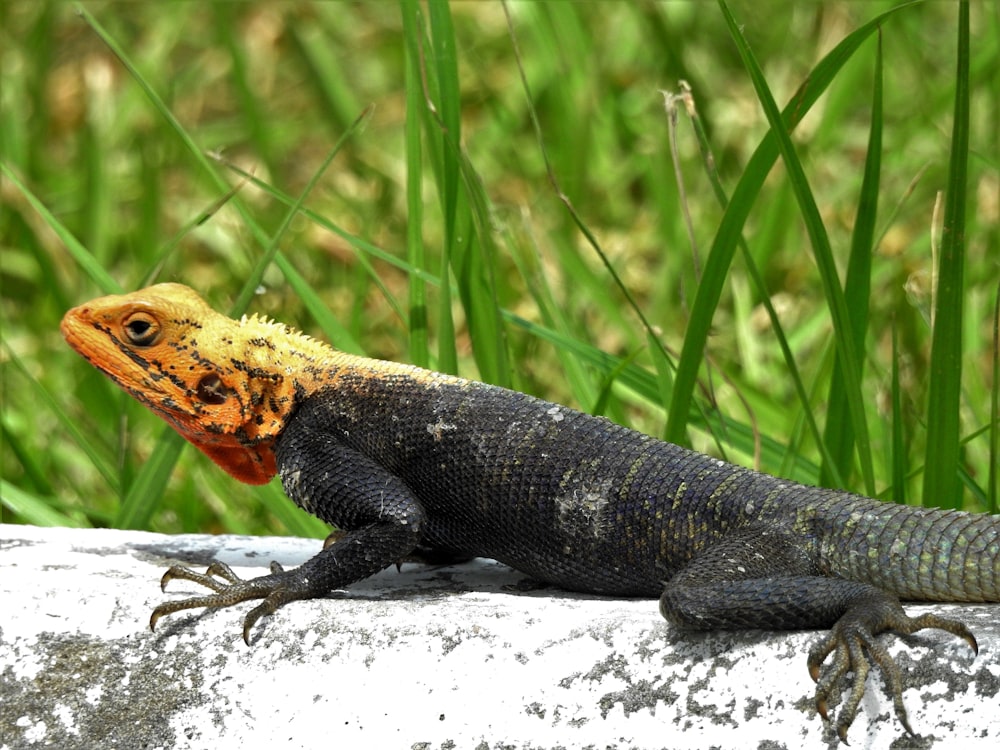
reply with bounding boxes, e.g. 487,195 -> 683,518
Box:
1,523 -> 997,750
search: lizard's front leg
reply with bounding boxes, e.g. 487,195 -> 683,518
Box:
150,420 -> 424,643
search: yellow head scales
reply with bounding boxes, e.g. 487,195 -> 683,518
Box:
60,283 -> 338,484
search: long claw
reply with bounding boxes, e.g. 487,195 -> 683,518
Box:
817,696 -> 829,722
148,561 -> 305,641
158,561 -> 242,593
808,597 -> 978,743
837,724 -> 850,745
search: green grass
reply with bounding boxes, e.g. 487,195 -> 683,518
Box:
1,0 -> 997,538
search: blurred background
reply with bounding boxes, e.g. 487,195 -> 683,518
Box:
1,1 -> 996,536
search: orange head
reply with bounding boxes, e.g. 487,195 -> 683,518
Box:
61,283 -> 337,484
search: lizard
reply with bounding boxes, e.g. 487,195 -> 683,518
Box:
60,282 -> 999,742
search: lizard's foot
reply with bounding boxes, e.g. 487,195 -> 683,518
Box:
150,561 -> 311,645
150,523 -> 421,643
806,593 -> 977,743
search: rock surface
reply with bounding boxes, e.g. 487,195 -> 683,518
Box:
2,523 -> 998,750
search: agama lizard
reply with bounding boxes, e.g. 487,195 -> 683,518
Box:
61,283 -> 999,741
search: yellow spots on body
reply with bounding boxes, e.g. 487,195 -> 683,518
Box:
889,536 -> 908,559
672,481 -> 688,510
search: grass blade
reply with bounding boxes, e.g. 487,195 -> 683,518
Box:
502,0 -> 677,401
665,2 -> 915,472
990,282 -> 999,514
273,254 -> 364,355
403,6 -> 429,369
424,0 -> 460,375
921,0 -> 969,509
889,322 -> 907,503
114,429 -> 187,530
694,0 -> 876,496
4,343 -> 121,495
1,163 -> 121,294
665,85 -> 843,484
1,480 -> 88,528
820,30 -> 883,488
229,105 -> 373,317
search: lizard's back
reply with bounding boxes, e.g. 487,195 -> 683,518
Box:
279,363 -> 1000,603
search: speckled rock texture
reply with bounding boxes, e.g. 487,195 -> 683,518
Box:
2,524 -> 998,750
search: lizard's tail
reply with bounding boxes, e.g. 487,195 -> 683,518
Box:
818,498 -> 1000,602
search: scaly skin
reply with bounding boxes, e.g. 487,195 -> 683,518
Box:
61,284 -> 1000,742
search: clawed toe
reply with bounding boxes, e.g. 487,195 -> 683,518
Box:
808,622 -> 908,742
149,561 -> 287,640
158,561 -> 242,593
149,558 -> 329,644
807,602 -> 978,742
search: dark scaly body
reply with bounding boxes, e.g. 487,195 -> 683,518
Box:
61,284 -> 1000,741
278,364 -> 998,609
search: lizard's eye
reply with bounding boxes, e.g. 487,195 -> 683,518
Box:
122,312 -> 161,347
